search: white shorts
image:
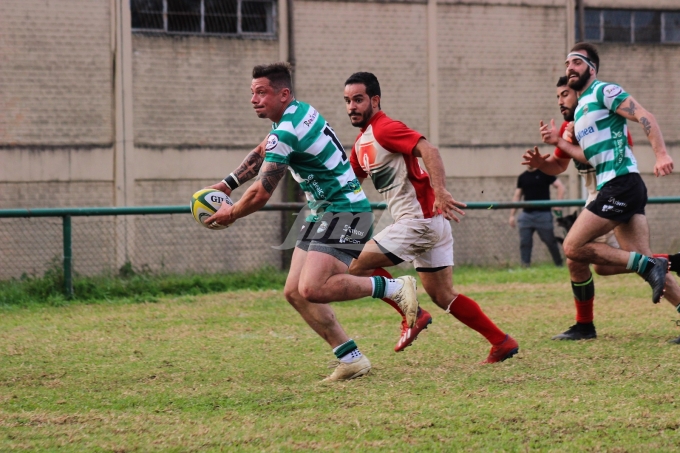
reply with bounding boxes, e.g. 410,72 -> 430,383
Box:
593,230 -> 620,248
372,215 -> 454,270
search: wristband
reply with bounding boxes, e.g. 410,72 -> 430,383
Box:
223,173 -> 240,191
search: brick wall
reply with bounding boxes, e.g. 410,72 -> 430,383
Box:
0,0 -> 113,146
294,1 -> 429,147
132,35 -> 279,148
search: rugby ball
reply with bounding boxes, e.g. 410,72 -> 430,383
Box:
190,188 -> 234,230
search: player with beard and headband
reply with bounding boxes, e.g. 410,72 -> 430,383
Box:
206,63 -> 422,382
343,72 -> 519,363
539,42 -> 674,306
525,76 -> 680,341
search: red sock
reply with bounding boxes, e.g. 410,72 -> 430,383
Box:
446,294 -> 506,345
575,297 -> 594,323
371,268 -> 405,318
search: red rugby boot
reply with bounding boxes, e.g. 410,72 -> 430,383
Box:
395,308 -> 432,352
483,334 -> 519,364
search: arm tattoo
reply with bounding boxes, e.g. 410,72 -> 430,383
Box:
640,117 -> 652,136
234,151 -> 264,183
620,100 -> 636,116
259,162 -> 287,194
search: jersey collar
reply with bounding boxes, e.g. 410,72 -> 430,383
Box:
361,110 -> 385,133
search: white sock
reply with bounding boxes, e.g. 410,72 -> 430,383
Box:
384,278 -> 404,299
339,349 -> 362,363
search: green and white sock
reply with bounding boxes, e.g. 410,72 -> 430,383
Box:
333,339 -> 362,363
371,276 -> 386,298
627,252 -> 653,275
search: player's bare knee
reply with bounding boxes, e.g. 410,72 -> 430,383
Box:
298,283 -> 328,304
562,241 -> 579,260
284,285 -> 302,305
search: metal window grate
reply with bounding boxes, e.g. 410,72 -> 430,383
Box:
130,0 -> 276,37
576,8 -> 680,44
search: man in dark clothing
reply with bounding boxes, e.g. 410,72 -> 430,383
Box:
509,167 -> 565,267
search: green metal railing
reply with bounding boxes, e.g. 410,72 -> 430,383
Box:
2,197 -> 680,298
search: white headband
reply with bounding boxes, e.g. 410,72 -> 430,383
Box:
566,52 -> 597,73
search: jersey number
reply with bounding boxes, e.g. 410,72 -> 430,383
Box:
323,125 -> 347,162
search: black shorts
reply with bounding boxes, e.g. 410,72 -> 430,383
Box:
296,211 -> 374,266
586,172 -> 647,223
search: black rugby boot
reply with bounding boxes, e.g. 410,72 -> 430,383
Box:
551,322 -> 597,340
641,257 -> 668,304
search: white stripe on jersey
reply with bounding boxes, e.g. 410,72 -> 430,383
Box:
580,126 -> 612,151
579,91 -> 598,105
590,148 -> 615,168
596,169 -> 617,188
335,167 -> 356,186
293,105 -> 323,139
276,121 -> 296,136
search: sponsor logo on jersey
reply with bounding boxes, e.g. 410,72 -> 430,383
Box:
576,126 -> 595,142
347,179 -> 362,194
304,174 -> 326,199
316,221 -> 329,234
266,133 -> 279,151
303,109 -> 318,127
604,85 -> 623,98
358,141 -> 377,174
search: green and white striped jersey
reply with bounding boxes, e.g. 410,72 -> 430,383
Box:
264,100 -> 370,220
573,80 -> 638,190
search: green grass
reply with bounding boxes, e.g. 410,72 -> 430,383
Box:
2,265 -> 680,451
0,267 -> 289,308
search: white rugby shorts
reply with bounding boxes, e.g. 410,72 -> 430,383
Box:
373,215 -> 454,269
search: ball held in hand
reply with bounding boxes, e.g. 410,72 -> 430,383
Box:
190,188 -> 234,230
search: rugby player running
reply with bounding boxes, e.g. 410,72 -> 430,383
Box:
344,72 -> 519,363
525,75 -> 680,340
540,42 -> 673,305
206,63 -> 420,381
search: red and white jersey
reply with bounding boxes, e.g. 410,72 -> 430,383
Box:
349,111 -> 438,221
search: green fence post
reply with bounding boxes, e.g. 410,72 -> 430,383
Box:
63,215 -> 73,299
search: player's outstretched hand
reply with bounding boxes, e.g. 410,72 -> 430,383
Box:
206,181 -> 232,197
540,119 -> 559,146
522,146 -> 550,168
434,189 -> 466,223
654,154 -> 674,177
204,200 -> 235,229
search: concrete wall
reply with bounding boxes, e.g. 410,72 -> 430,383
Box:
2,0 -> 680,277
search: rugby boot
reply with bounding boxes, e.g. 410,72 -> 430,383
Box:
395,308 -> 433,352
642,257 -> 668,303
390,276 -> 419,328
483,334 -> 519,364
322,355 -> 371,382
668,336 -> 680,345
551,322 -> 597,340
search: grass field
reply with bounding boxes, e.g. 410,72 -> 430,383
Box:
2,265 -> 680,452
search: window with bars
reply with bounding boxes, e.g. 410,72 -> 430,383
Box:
131,0 -> 276,37
576,9 -> 680,44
